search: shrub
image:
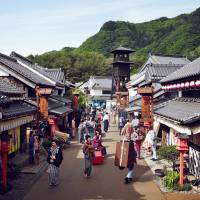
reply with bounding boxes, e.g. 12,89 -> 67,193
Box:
157,145 -> 179,170
178,183 -> 192,191
164,171 -> 179,190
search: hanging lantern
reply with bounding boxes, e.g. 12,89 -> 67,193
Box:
166,85 -> 170,90
173,84 -> 177,89
177,83 -> 181,89
185,82 -> 190,88
190,81 -> 195,87
181,83 -> 185,89
195,80 -> 200,87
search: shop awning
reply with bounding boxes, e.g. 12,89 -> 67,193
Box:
0,115 -> 34,132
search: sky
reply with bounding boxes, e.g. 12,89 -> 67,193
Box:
0,0 -> 200,56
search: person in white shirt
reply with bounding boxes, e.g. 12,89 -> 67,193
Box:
132,116 -> 139,128
103,112 -> 109,133
148,127 -> 157,161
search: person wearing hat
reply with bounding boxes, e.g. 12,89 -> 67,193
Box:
82,135 -> 94,177
47,140 -> 63,186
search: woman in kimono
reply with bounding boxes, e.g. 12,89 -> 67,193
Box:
47,140 -> 63,186
92,132 -> 107,156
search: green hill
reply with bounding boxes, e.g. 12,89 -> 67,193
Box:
78,7 -> 200,59
29,7 -> 200,82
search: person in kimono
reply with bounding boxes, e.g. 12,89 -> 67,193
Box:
82,135 -> 94,177
47,140 -> 63,186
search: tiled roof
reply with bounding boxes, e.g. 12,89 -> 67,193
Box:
154,98 -> 200,124
50,95 -> 72,104
0,53 -> 55,87
49,106 -> 72,115
48,98 -> 72,115
0,79 -> 24,94
2,101 -> 36,119
33,65 -> 65,86
130,64 -> 183,87
11,52 -> 63,86
140,54 -> 190,72
0,96 -> 12,105
111,46 -> 135,53
92,76 -> 112,89
150,54 -> 190,65
161,57 -> 200,83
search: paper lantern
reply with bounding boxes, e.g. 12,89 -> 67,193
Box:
181,83 -> 185,89
173,84 -> 177,89
195,80 -> 200,87
185,82 -> 190,88
177,83 -> 181,89
190,81 -> 195,87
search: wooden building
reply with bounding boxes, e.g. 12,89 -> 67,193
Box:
127,54 -> 188,127
0,79 -> 36,157
157,57 -> 200,179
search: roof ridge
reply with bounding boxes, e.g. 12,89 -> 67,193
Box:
0,52 -> 17,62
150,63 -> 184,67
10,51 -> 33,64
152,53 -> 187,58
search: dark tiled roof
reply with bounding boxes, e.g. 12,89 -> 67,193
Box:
92,76 -> 112,89
48,98 -> 72,115
2,101 -> 36,119
0,53 -> 55,87
11,52 -> 65,86
154,98 -> 200,124
0,79 -> 24,94
150,54 -> 190,65
50,95 -> 72,104
161,57 -> 200,83
130,64 -> 183,87
0,96 -> 12,105
49,107 -> 72,115
111,46 -> 135,53
140,54 -> 190,72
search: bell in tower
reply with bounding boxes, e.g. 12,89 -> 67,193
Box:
111,46 -> 135,107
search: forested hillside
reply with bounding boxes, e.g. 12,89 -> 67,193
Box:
29,7 -> 200,82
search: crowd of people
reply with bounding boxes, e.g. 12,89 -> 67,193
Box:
44,106 -> 159,186
81,111 -> 108,178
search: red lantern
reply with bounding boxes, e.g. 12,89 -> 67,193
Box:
185,82 -> 189,88
195,80 -> 200,87
190,81 -> 195,87
181,83 -> 185,89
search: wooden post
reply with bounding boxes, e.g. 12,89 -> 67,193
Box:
179,150 -> 185,186
0,132 -> 10,193
36,87 -> 40,132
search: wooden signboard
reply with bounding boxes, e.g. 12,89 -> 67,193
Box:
137,87 -> 153,94
38,88 -> 52,95
40,96 -> 48,118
